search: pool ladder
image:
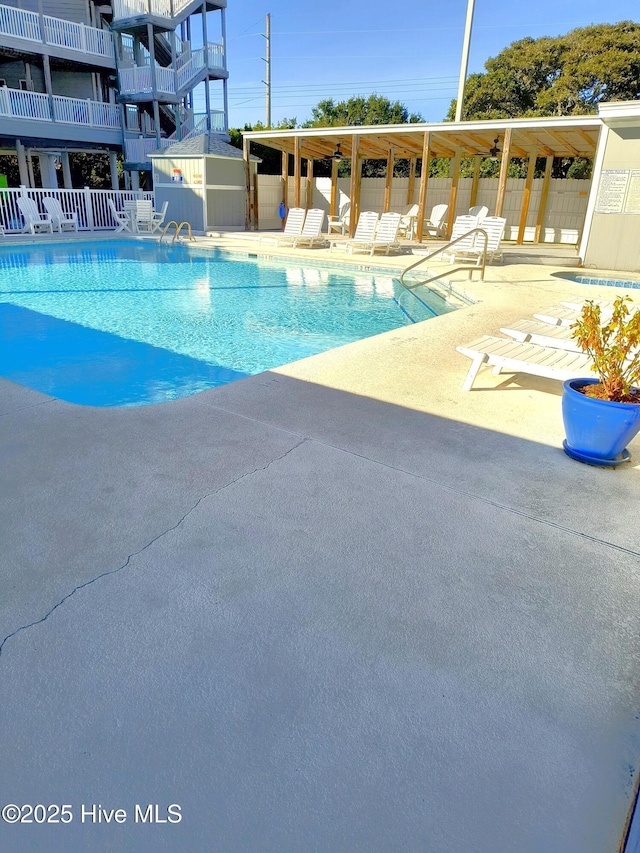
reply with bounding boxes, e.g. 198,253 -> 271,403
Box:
159,221 -> 196,244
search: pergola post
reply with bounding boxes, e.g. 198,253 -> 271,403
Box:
348,134 -> 361,238
495,127 -> 512,217
469,155 -> 481,208
517,149 -> 537,244
243,137 -> 252,230
293,136 -> 301,208
446,148 -> 462,238
407,157 -> 416,205
415,131 -> 431,243
281,151 -> 288,209
330,157 -> 338,219
535,155 -> 553,244
383,148 -> 394,213
253,164 -> 260,230
306,158 -> 313,209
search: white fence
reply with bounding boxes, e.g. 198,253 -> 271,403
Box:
256,174 -> 591,244
0,188 -> 154,233
0,3 -> 114,59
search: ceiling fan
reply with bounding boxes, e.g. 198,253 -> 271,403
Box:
487,137 -> 500,160
323,142 -> 344,161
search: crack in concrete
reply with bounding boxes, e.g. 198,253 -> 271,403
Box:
0,438 -> 307,661
191,401 -> 640,560
0,397 -> 56,418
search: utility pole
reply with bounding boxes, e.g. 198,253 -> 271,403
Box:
455,0 -> 476,122
263,13 -> 271,128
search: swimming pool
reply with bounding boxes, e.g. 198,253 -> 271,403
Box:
554,271 -> 640,290
0,240 -> 454,406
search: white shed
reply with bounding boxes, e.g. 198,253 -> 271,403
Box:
149,135 -> 259,234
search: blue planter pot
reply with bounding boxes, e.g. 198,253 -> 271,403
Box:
562,378 -> 640,465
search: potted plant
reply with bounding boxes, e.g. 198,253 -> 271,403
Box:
562,296 -> 640,466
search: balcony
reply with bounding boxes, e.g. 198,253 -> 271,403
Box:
119,42 -> 225,99
112,0 -> 225,26
0,3 -> 114,65
124,136 -> 174,164
0,86 -> 122,144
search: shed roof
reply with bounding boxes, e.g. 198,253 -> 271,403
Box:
242,115 -> 603,160
150,135 -> 259,160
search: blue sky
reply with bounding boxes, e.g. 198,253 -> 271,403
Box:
205,0 -> 639,128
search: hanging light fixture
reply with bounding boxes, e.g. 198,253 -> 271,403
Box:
489,137 -> 500,160
332,143 -> 343,162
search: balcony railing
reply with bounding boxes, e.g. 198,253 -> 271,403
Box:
0,86 -> 121,129
0,3 -> 114,60
124,136 -> 174,163
119,42 -> 224,97
113,0 -> 196,23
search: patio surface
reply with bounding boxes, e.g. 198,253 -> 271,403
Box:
1,245 -> 639,852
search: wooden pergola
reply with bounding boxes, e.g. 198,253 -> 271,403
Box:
242,115 -> 602,243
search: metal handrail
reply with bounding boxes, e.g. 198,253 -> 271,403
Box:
159,220 -> 195,243
400,227 -> 489,289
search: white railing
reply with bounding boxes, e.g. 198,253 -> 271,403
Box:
0,4 -> 40,41
124,136 -> 173,163
207,42 -> 224,70
0,188 -> 155,234
0,85 -> 121,129
119,65 -> 154,95
119,42 -> 224,97
0,87 -> 50,121
155,65 -> 176,95
112,0 -> 172,22
0,3 -> 114,60
52,96 -> 120,128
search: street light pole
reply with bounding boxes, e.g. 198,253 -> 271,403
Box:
455,0 -> 476,122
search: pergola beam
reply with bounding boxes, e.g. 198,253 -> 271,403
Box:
494,128 -> 512,217
415,131 -> 431,243
517,148 -> 537,244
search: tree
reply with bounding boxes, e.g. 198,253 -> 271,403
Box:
303,94 -> 422,128
448,21 -> 640,120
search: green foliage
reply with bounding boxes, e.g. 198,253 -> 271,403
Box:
571,298 -> 640,401
68,153 -> 123,189
229,119 -> 297,174
448,21 -> 640,120
303,95 -> 422,128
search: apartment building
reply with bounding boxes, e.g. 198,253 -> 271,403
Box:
0,0 -> 229,189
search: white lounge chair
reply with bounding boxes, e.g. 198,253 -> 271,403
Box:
288,208 -> 326,248
443,215 -> 506,265
17,197 -> 53,234
43,196 -> 78,232
108,199 -> 132,233
422,203 -> 449,238
368,211 -> 402,255
499,320 -> 580,352
456,335 -> 593,391
330,211 -> 379,253
327,202 -> 350,235
260,207 -> 306,244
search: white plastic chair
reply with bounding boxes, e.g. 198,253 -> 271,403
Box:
328,201 -> 350,235
423,203 -> 449,238
149,201 -> 168,233
135,200 -> 155,233
330,211 -> 379,253
289,208 -> 326,248
260,207 -> 306,244
43,197 -> 78,232
108,199 -> 132,233
468,205 -> 489,224
456,335 -> 593,391
17,197 -> 53,234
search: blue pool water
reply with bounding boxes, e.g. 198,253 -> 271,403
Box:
0,240 -> 452,406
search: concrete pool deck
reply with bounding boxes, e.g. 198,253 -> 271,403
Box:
1,247 -> 639,852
